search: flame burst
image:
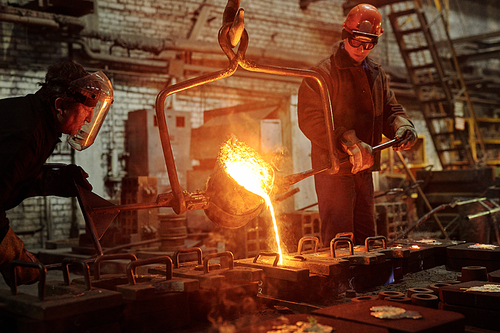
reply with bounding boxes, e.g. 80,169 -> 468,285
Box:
219,136 -> 284,265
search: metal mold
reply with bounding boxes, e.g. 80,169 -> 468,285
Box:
0,259 -> 123,332
446,242 -> 500,272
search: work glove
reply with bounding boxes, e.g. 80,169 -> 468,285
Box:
340,130 -> 374,174
42,164 -> 92,197
0,226 -> 41,288
393,125 -> 417,151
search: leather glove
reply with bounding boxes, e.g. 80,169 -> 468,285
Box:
393,126 -> 417,151
42,164 -> 92,197
0,226 -> 41,287
340,130 -> 374,174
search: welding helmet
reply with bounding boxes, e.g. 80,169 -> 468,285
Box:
342,4 -> 384,49
66,71 -> 114,151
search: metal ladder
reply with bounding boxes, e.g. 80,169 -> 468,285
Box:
387,0 -> 485,169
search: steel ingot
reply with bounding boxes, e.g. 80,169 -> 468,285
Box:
204,165 -> 265,229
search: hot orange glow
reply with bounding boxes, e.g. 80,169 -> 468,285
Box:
219,136 -> 284,265
469,243 -> 498,250
411,245 -> 420,249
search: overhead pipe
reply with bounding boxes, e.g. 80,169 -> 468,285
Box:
0,13 -> 60,29
0,6 -> 85,31
0,5 -> 329,73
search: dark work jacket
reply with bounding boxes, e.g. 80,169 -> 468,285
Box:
0,91 -> 61,240
298,41 -> 414,174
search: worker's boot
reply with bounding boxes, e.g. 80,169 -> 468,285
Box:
0,227 -> 41,288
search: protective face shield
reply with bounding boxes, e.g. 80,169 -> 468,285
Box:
66,71 -> 114,151
342,4 -> 384,49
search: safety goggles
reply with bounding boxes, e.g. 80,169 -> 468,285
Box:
347,30 -> 378,50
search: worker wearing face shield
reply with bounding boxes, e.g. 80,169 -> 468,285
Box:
298,4 -> 417,245
0,60 -> 113,287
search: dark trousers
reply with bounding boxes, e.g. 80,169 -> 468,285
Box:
314,171 -> 375,246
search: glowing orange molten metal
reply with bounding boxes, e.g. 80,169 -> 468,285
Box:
219,136 -> 284,265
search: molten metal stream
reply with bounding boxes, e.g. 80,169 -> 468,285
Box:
221,137 -> 284,265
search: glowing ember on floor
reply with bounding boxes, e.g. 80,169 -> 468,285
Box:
219,136 -> 284,265
469,243 -> 498,250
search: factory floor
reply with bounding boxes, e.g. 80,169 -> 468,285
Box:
2,264 -> 494,333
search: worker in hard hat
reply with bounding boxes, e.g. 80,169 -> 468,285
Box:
0,60 -> 113,287
298,4 -> 417,245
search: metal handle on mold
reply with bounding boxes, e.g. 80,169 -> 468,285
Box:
365,236 -> 387,252
174,247 -> 203,269
297,236 -> 319,255
93,253 -> 138,280
10,260 -> 47,301
253,252 -> 280,267
126,256 -> 173,285
204,251 -> 234,273
330,237 -> 354,258
62,258 -> 92,291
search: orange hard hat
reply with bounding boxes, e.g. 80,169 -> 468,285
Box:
343,4 -> 384,38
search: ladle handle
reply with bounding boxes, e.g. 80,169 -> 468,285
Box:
339,138 -> 403,163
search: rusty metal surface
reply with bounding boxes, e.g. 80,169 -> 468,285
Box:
439,281 -> 500,311
313,299 -> 465,333
439,301 -> 499,332
286,236 -> 396,291
150,250 -> 263,291
0,282 -> 123,321
446,242 -> 500,272
288,255 -> 350,277
447,242 -> 500,260
395,239 -> 465,258
387,242 -> 437,274
489,268 -> 500,282
235,256 -> 310,282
